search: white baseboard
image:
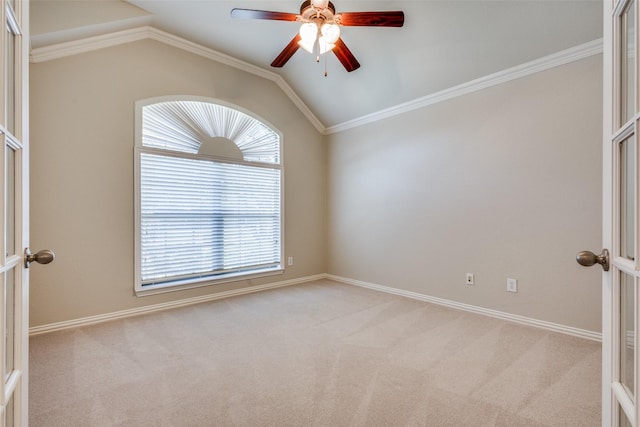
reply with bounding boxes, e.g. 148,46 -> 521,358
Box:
326,274 -> 602,342
28,274 -> 325,336
30,273 -> 602,342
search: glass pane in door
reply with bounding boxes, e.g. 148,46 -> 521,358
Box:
4,394 -> 13,427
620,135 -> 636,260
620,403 -> 633,427
6,145 -> 14,257
5,22 -> 15,136
621,271 -> 635,397
4,268 -> 14,381
621,0 -> 636,125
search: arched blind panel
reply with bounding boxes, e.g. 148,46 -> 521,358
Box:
142,101 -> 280,164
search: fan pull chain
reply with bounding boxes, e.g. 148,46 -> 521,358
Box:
324,52 -> 328,77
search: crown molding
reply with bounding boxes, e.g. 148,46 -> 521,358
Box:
29,26 -> 326,134
325,38 -> 604,135
30,28 -> 603,136
30,15 -> 153,49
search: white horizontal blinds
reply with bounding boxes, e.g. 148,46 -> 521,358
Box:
140,154 -> 281,284
139,100 -> 282,287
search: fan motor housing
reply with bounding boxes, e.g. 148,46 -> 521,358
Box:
300,0 -> 336,22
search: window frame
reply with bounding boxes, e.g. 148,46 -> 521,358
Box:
134,96 -> 285,296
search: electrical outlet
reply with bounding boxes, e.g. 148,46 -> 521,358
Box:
466,273 -> 474,285
507,278 -> 517,293
287,257 -> 293,266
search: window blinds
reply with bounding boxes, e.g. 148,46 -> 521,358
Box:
139,152 -> 281,285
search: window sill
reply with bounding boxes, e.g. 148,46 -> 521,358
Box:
135,267 -> 285,297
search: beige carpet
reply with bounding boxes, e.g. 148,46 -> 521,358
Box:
29,280 -> 601,426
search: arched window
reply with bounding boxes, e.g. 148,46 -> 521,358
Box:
134,97 -> 283,295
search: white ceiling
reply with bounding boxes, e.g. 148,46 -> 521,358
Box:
33,1 -> 603,130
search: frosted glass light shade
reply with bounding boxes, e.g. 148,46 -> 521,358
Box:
318,37 -> 335,54
298,38 -> 315,53
299,23 -> 317,43
298,22 -> 319,53
321,23 -> 340,44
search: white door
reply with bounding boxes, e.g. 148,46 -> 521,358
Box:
601,0 -> 640,425
0,0 -> 32,425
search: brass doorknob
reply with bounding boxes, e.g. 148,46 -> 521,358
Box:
576,249 -> 610,272
24,248 -> 55,268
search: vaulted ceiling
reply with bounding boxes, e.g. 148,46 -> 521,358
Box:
31,1 -> 603,132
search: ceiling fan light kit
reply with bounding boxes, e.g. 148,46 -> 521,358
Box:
230,0 -> 404,73
298,21 -> 339,54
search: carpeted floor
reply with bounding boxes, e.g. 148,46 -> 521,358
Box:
29,279 -> 601,426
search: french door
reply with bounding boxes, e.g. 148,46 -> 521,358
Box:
603,0 -> 640,425
0,0 -> 29,425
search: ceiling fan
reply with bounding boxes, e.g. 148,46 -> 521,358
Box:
230,0 -> 404,72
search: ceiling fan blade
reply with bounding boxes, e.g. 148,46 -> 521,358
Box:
230,8 -> 299,22
271,34 -> 302,68
338,11 -> 404,27
333,38 -> 360,72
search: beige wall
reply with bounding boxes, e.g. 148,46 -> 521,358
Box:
30,31 -> 603,333
29,39 -> 326,326
326,55 -> 603,332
